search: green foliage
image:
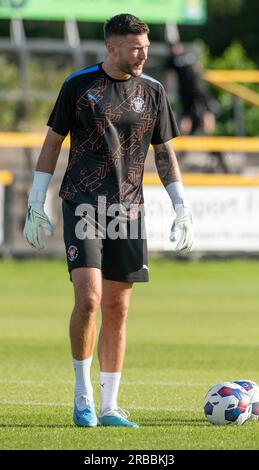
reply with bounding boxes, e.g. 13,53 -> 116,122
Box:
204,42 -> 256,70
240,0 -> 259,64
208,0 -> 242,15
0,56 -> 20,129
0,56 -> 19,89
201,42 -> 259,136
0,54 -> 72,131
1,38 -> 258,135
17,58 -> 73,132
180,0 -> 259,64
28,57 -> 72,91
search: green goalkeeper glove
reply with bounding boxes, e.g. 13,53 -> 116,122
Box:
23,172 -> 53,250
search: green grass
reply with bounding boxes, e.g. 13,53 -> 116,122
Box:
0,258 -> 259,450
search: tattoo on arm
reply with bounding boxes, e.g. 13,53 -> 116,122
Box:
154,141 -> 182,186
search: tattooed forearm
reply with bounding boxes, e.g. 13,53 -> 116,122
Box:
153,141 -> 182,186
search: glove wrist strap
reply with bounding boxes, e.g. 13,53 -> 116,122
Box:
165,181 -> 188,207
29,191 -> 46,204
28,171 -> 52,205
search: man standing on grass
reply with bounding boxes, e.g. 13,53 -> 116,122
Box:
23,13 -> 194,428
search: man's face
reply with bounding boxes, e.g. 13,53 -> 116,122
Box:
107,33 -> 150,77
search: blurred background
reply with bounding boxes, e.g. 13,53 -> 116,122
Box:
0,0 -> 259,256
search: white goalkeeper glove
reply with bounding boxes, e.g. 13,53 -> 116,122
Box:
170,204 -> 194,253
165,182 -> 194,253
23,171 -> 53,250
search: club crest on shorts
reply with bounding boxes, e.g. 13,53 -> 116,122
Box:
67,245 -> 78,261
131,96 -> 145,113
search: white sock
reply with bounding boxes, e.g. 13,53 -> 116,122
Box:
72,356 -> 93,410
100,371 -> 121,414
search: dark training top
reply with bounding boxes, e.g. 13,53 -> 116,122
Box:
47,63 -> 179,210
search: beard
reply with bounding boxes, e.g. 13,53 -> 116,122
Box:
118,61 -> 144,77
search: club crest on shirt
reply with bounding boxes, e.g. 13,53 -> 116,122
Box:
67,245 -> 78,262
131,96 -> 145,113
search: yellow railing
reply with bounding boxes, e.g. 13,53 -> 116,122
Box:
203,70 -> 259,83
1,132 -> 259,153
1,132 -> 259,187
0,170 -> 13,185
144,172 -> 259,186
203,70 -> 259,107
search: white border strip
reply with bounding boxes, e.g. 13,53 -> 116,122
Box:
0,379 -> 207,387
0,400 -> 196,412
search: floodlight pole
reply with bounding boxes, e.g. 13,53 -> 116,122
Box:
64,19 -> 84,70
10,18 -> 28,97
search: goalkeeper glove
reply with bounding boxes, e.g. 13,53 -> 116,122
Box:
165,182 -> 194,253
23,171 -> 53,250
170,204 -> 194,253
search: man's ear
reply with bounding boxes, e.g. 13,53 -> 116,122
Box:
106,39 -> 115,55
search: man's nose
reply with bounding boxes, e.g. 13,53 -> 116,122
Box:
139,49 -> 148,61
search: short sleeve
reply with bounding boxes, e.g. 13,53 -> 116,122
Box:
151,85 -> 180,145
47,80 -> 75,136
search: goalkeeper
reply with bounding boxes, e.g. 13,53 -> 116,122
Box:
24,13 -> 194,428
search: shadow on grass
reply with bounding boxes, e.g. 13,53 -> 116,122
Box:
140,419 -> 209,427
0,418 -> 209,429
0,423 -> 75,428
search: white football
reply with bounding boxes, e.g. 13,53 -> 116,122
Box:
204,381 -> 251,425
234,379 -> 259,421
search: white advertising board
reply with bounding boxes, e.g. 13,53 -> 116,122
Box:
0,184 -> 4,246
144,185 -> 259,252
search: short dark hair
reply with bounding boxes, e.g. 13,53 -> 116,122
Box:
104,13 -> 150,41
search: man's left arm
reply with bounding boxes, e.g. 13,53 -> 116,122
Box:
153,140 -> 194,253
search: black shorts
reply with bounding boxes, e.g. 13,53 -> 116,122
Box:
62,200 -> 149,282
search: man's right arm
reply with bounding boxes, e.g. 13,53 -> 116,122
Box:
23,128 -> 66,250
36,127 -> 66,174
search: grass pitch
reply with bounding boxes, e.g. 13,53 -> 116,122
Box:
0,258 -> 259,450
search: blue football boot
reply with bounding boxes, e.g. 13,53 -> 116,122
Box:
73,400 -> 97,427
98,408 -> 139,428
